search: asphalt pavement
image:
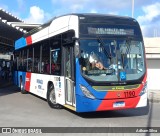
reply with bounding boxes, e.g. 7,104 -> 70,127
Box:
0,83 -> 160,136
0,80 -> 160,136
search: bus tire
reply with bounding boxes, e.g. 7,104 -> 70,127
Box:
47,84 -> 62,109
20,79 -> 27,94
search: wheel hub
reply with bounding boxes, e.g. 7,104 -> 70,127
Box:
50,90 -> 56,104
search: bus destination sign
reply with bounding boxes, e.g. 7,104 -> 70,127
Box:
88,27 -> 134,35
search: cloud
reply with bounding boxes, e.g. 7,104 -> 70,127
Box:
16,0 -> 159,37
51,0 -> 88,14
70,4 -> 84,12
24,6 -> 51,24
108,12 -> 119,16
90,9 -> 98,13
137,2 -> 160,37
51,0 -> 160,19
93,0 -> 131,10
137,2 -> 160,24
50,0 -> 151,15
51,0 -> 160,37
140,23 -> 160,37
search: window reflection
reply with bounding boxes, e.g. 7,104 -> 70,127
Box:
80,38 -> 145,82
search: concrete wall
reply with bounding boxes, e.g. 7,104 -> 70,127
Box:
144,38 -> 160,90
147,59 -> 160,90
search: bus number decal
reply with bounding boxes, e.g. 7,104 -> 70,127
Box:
124,91 -> 135,98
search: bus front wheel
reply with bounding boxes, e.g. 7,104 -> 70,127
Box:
47,84 -> 62,109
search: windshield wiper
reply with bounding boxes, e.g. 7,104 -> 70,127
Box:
97,36 -> 112,61
122,38 -> 131,69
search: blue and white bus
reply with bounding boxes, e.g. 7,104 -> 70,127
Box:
14,14 -> 147,112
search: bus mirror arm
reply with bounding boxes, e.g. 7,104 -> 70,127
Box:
72,37 -> 79,42
72,37 -> 79,43
74,38 -> 80,57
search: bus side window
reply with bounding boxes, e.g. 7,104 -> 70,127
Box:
50,49 -> 61,75
27,47 -> 33,72
41,42 -> 50,74
45,60 -> 50,74
34,45 -> 40,73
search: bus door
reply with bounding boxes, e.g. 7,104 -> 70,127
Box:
63,46 -> 75,106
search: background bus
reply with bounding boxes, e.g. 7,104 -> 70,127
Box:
13,14 -> 147,112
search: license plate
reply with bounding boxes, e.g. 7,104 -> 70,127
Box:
113,101 -> 125,108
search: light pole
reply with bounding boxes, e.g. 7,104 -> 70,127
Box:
132,0 -> 134,18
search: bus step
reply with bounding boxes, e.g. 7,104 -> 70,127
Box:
64,104 -> 76,111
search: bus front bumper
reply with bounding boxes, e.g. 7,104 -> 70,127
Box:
76,93 -> 148,112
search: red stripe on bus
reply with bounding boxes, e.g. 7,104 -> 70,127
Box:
25,72 -> 31,91
96,74 -> 147,111
26,36 -> 32,45
96,97 -> 140,111
104,85 -> 143,99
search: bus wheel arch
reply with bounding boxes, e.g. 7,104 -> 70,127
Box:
47,81 -> 62,109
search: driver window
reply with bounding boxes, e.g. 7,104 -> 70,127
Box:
51,49 -> 61,75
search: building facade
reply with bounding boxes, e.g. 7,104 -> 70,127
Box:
144,38 -> 160,90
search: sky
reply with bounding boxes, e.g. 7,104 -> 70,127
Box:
0,0 -> 160,37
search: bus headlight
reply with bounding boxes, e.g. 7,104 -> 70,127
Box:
80,84 -> 95,99
139,82 -> 147,96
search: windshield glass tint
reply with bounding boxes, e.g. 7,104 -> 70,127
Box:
79,38 -> 145,82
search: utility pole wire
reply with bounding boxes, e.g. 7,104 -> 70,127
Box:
132,0 -> 134,18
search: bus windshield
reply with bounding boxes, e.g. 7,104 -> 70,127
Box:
79,38 -> 145,82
